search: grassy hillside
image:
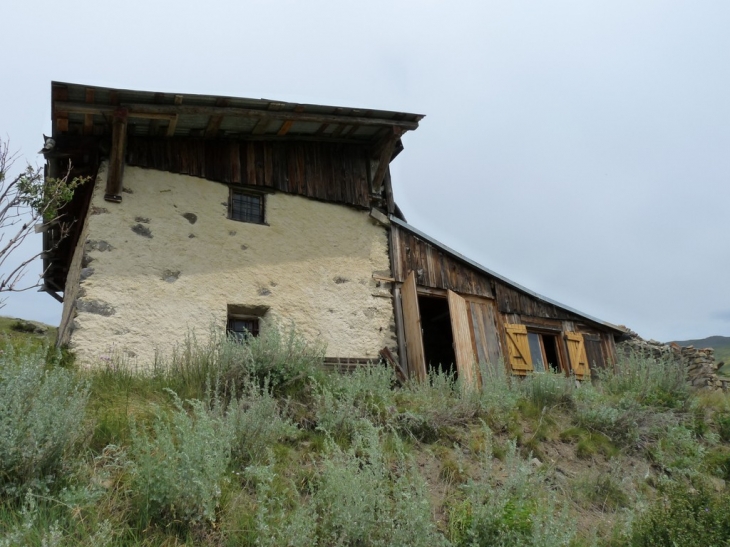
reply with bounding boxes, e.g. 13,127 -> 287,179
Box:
1,328 -> 730,546
0,316 -> 56,341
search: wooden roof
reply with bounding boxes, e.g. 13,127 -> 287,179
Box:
50,82 -> 424,143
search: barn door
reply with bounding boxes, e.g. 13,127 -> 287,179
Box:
447,290 -> 480,390
504,324 -> 533,375
401,270 -> 427,381
565,332 -> 590,380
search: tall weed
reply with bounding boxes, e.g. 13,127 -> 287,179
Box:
128,392 -> 233,529
227,382 -> 299,466
600,352 -> 690,409
0,345 -> 89,497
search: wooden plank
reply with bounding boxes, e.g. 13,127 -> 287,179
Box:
53,85 -> 69,134
448,290 -> 480,390
402,270 -> 426,381
83,88 -> 94,135
583,333 -> 605,373
392,286 -> 409,378
480,300 -> 503,367
380,347 -> 407,385
104,108 -> 128,202
504,323 -> 533,374
565,332 -> 590,380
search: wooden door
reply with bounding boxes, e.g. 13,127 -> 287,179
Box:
401,270 -> 427,381
504,323 -> 533,375
447,290 -> 480,390
565,332 -> 590,380
468,299 -> 502,371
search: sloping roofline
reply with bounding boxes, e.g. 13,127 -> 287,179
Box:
50,81 -> 424,143
389,216 -> 626,335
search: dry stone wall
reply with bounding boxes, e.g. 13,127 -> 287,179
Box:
617,329 -> 727,391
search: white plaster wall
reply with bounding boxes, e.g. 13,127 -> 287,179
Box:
68,163 -> 395,367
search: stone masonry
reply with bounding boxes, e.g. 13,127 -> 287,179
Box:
617,328 -> 727,391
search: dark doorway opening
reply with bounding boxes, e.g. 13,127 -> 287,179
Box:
418,295 -> 457,377
542,335 -> 561,373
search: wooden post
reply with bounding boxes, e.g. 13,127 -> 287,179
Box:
105,108 -> 128,203
370,127 -> 403,196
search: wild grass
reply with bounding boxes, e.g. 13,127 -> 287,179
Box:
1,327 -> 729,545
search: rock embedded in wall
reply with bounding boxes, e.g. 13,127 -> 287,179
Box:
131,224 -> 153,238
76,299 -> 116,317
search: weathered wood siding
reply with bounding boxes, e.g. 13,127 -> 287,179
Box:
127,137 -> 372,208
391,225 -> 493,298
494,282 -> 584,321
391,224 -> 620,374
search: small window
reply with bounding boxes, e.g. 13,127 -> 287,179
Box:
527,332 -> 563,374
229,188 -> 264,224
227,316 -> 260,340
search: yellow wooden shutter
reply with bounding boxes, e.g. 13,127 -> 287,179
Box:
447,290 -> 480,390
565,332 -> 590,380
504,324 -> 533,374
401,270 -> 427,381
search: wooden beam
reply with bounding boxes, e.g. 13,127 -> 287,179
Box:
105,108 -> 128,203
205,98 -> 228,139
166,114 -> 179,137
383,168 -> 395,215
165,95 -> 183,137
277,120 -> 294,136
39,286 -> 63,303
148,92 -> 165,136
370,127 -> 403,198
83,88 -> 94,135
53,101 -> 420,130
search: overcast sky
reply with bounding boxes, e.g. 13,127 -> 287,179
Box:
1,1 -> 729,342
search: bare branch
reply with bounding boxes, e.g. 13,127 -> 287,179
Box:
0,138 -> 87,306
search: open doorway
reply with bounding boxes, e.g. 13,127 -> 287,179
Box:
417,294 -> 457,377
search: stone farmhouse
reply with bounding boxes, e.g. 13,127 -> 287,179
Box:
40,82 -> 625,387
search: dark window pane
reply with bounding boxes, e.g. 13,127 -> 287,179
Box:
230,191 -> 263,223
527,332 -> 545,372
227,318 -> 259,339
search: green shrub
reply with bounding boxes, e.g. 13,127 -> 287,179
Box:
396,370 -> 480,442
0,346 -> 89,497
128,392 -> 233,529
630,480 -> 730,547
519,372 -> 574,411
449,442 -> 576,547
222,326 -> 326,396
716,411 -> 730,442
227,382 -> 299,466
244,464 -> 317,547
600,352 -> 690,409
313,428 -> 446,547
649,424 -> 705,474
477,361 -> 520,429
314,365 -> 397,442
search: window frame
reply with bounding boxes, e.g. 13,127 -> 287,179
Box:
525,329 -> 566,375
226,315 -> 260,340
228,187 -> 266,225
